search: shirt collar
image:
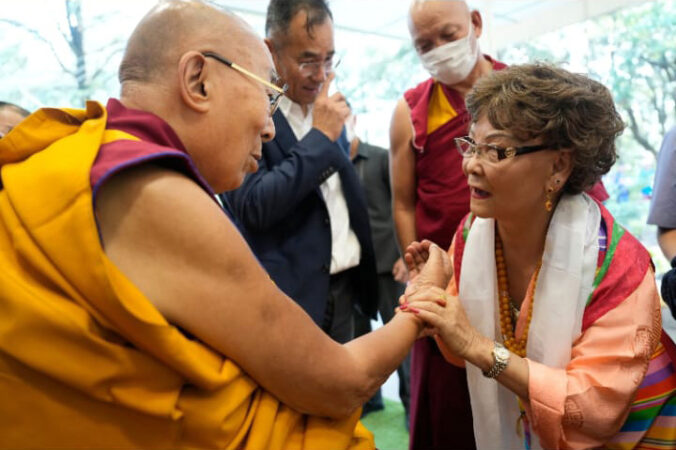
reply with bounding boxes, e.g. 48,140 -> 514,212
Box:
279,96 -> 313,120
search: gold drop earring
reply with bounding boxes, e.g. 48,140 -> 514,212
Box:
544,187 -> 554,212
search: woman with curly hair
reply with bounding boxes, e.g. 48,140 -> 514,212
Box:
402,63 -> 676,448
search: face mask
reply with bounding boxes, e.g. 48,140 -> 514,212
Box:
419,18 -> 481,86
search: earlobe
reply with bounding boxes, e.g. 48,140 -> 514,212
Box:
551,150 -> 574,188
264,38 -> 274,54
472,11 -> 483,37
178,51 -> 210,113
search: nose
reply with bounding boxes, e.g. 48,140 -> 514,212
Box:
432,38 -> 446,50
462,153 -> 483,176
311,66 -> 328,83
261,115 -> 275,143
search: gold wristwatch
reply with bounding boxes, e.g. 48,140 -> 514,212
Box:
482,342 -> 510,378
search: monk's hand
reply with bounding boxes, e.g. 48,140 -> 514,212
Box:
404,241 -> 452,294
403,240 -> 430,283
312,72 -> 350,142
392,257 -> 409,284
398,286 -> 442,339
403,286 -> 479,361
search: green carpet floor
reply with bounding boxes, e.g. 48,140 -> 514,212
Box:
360,398 -> 409,450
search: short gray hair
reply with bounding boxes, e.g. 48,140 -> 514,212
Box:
265,0 -> 333,45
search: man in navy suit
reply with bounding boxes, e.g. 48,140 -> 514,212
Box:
222,0 -> 377,343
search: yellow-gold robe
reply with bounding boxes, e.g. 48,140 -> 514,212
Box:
0,101 -> 374,449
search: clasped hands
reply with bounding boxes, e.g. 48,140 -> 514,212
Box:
399,240 -> 480,362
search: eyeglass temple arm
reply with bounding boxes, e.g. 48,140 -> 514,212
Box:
515,144 -> 550,155
231,62 -> 285,94
202,52 -> 285,94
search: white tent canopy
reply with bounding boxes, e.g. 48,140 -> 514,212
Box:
219,0 -> 652,54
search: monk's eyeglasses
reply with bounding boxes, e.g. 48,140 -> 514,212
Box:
202,51 -> 287,115
454,136 -> 550,163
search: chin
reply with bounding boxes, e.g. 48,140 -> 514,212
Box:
469,204 -> 495,219
213,175 -> 242,194
226,178 -> 245,193
300,91 -> 319,105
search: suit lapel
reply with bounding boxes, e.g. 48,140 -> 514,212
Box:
272,110 -> 298,156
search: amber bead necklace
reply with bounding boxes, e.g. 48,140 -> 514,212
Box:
495,232 -> 542,358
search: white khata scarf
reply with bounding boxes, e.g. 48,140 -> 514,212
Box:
458,194 -> 601,449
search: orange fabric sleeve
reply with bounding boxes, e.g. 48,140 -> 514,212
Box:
524,270 -> 660,448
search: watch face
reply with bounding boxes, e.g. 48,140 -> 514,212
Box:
495,346 -> 510,361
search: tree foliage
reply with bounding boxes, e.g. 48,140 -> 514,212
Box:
498,1 -> 674,263
587,1 -> 675,158
340,41 -> 424,108
0,0 -> 125,107
499,1 -> 675,159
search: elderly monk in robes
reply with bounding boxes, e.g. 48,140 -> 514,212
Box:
0,2 -> 450,448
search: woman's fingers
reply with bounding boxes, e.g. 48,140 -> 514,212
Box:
401,303 -> 446,330
405,285 -> 447,303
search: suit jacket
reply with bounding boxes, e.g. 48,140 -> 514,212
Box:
223,111 -> 378,325
352,141 -> 401,274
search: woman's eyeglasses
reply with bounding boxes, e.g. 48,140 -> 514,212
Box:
454,136 -> 550,163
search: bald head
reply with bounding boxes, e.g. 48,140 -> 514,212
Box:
116,1 -> 277,194
408,0 -> 470,33
408,0 -> 480,57
119,0 -> 261,86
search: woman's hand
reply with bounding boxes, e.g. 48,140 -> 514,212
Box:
397,289 -> 441,340
404,240 -> 452,290
402,286 -> 481,362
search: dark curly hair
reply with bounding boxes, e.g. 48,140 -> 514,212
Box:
465,63 -> 625,195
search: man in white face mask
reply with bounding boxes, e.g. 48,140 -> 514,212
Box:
389,1 -> 506,448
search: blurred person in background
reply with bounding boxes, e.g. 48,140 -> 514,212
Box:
223,0 -> 378,345
648,125 -> 676,316
0,101 -> 30,139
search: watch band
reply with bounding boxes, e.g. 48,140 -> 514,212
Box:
482,342 -> 510,378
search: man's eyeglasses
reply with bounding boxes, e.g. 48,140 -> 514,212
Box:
454,136 -> 550,163
298,57 -> 341,77
202,51 -> 287,115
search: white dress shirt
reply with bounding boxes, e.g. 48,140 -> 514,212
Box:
278,96 -> 361,274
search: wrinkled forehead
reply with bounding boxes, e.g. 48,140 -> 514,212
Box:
203,15 -> 277,79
